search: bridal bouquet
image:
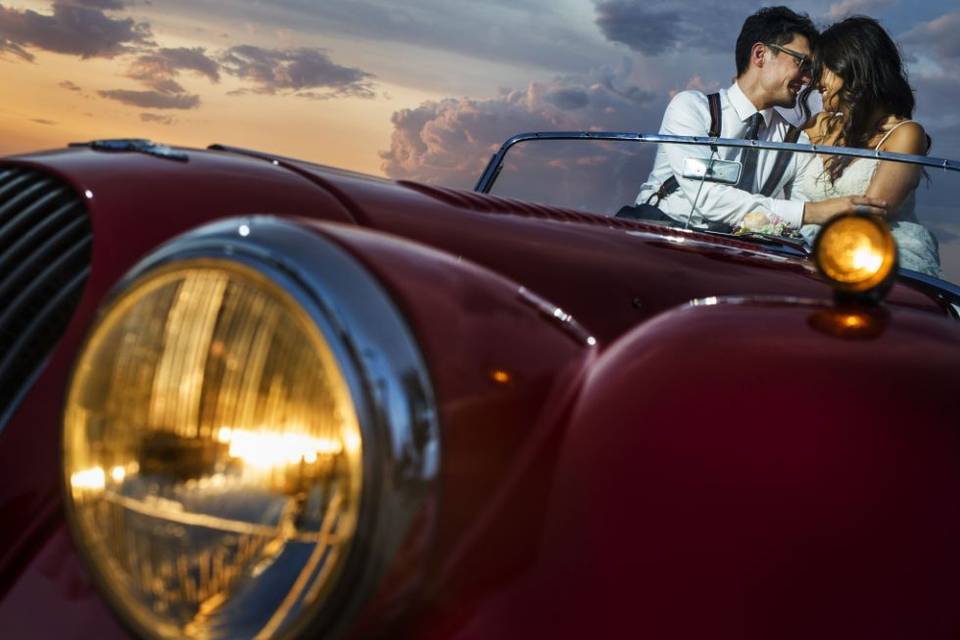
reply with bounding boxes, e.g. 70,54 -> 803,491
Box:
733,211 -> 803,239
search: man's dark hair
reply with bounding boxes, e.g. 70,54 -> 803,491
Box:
735,6 -> 818,77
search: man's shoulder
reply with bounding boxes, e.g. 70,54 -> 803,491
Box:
666,89 -> 713,111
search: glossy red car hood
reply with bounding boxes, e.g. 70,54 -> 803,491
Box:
2,144 -> 956,640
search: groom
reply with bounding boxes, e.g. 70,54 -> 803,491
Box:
632,6 -> 886,229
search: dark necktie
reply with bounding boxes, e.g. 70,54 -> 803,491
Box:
737,112 -> 763,191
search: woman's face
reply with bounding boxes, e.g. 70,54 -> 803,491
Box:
819,66 -> 843,112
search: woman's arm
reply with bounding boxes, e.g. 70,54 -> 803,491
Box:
866,121 -> 928,211
796,113 -> 888,224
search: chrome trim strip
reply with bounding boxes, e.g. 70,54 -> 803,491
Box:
688,294 -> 829,308
475,131 -> 960,192
516,286 -> 597,346
897,269 -> 960,319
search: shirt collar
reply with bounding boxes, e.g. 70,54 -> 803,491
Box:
728,81 -> 774,128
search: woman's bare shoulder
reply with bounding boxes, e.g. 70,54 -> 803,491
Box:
878,120 -> 928,155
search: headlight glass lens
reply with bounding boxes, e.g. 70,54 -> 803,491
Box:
816,214 -> 896,292
63,259 -> 363,640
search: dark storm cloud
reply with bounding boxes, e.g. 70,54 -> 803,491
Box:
98,89 -> 199,109
155,0 -> 613,75
140,112 -> 174,124
546,88 -> 591,110
126,47 -> 220,92
0,2 -> 151,59
219,46 -> 375,98
64,0 -> 125,9
592,0 -> 759,56
592,2 -> 683,55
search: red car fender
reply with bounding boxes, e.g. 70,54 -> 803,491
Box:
298,221 -> 597,632
459,298 -> 960,638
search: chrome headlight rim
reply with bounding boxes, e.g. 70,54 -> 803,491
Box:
62,216 -> 440,640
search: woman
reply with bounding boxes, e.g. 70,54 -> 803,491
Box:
794,16 -> 942,277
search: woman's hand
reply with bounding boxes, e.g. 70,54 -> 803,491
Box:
741,211 -> 772,230
802,195 -> 888,225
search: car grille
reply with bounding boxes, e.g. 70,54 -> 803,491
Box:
0,165 -> 92,424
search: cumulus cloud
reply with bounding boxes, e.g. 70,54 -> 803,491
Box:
126,47 -> 220,93
380,62 -> 665,202
827,0 -> 894,19
680,75 -> 721,94
59,80 -> 82,91
140,112 -> 174,124
0,2 -> 151,59
901,11 -> 960,64
98,89 -> 199,109
592,0 -> 761,56
219,45 -> 375,98
899,13 -> 960,131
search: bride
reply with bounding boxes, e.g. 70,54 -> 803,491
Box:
794,16 -> 942,277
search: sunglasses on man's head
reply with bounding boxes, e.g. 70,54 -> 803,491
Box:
764,42 -> 811,74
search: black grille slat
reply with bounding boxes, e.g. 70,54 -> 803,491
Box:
0,169 -> 19,187
0,232 -> 91,335
0,187 -> 69,251
0,198 -> 78,274
0,268 -> 89,382
0,177 -> 54,222
0,214 -> 89,306
0,166 -> 91,425
0,172 -> 36,201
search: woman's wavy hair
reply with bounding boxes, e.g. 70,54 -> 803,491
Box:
800,16 -> 915,182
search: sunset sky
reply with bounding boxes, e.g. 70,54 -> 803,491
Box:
2,0 -> 959,188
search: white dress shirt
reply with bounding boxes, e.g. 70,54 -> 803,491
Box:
636,81 -> 807,228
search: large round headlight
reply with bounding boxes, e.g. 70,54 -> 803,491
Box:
814,213 -> 897,299
64,258 -> 363,639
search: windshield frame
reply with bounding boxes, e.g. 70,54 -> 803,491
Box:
474,131 -> 960,193
474,130 -> 960,314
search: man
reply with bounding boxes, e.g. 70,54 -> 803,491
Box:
634,6 -> 886,229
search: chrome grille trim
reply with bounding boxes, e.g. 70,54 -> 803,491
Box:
0,165 -> 92,427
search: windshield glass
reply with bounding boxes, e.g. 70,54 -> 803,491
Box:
481,136 -> 959,285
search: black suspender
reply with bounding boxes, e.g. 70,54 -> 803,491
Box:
707,91 -> 722,138
646,93 -> 721,205
647,91 -> 799,205
758,124 -> 800,197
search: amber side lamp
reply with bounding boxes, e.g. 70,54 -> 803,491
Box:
813,212 -> 898,305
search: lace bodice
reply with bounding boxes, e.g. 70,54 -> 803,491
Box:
792,154 -> 918,222
790,133 -> 941,277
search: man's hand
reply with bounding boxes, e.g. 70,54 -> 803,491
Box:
802,196 -> 888,225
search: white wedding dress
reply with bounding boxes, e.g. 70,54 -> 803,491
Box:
792,123 -> 942,278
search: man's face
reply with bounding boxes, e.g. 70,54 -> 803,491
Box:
761,34 -> 812,109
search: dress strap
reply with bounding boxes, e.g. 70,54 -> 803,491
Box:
875,120 -> 915,151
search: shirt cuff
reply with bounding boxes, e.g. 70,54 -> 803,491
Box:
771,199 -> 804,229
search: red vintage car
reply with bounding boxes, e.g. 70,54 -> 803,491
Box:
0,133 -> 959,639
